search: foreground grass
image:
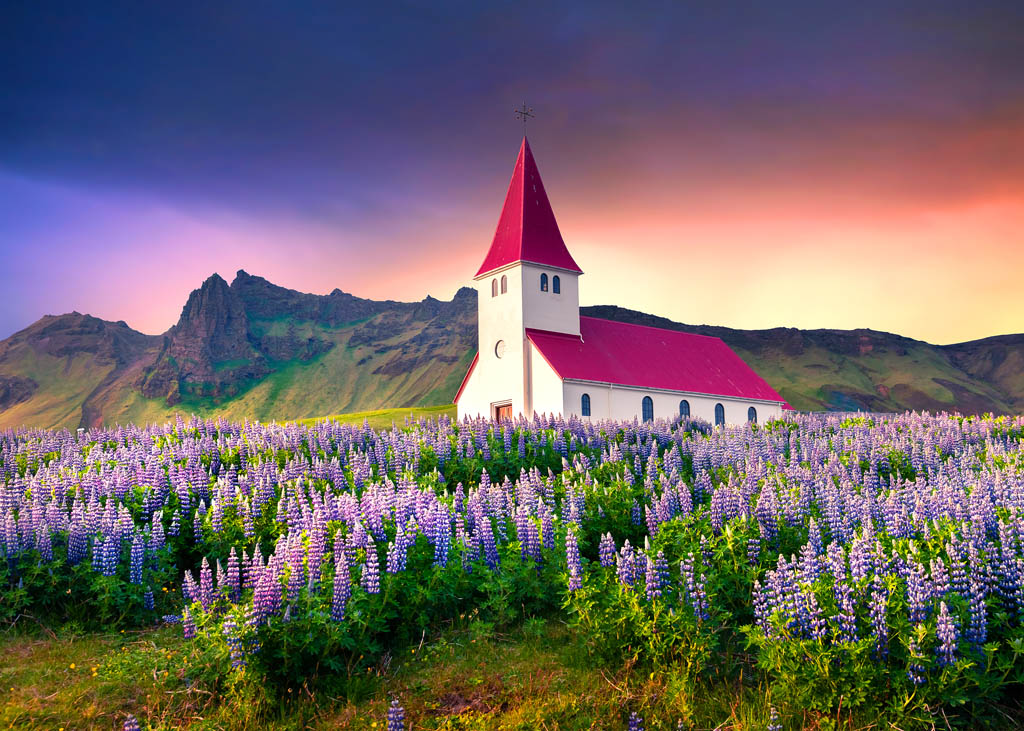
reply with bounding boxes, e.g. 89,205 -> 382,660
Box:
1,618 -> 781,730
296,404 -> 457,431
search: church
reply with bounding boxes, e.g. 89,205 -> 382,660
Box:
454,137 -> 790,425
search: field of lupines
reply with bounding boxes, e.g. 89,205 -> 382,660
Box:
3,410 -> 1024,729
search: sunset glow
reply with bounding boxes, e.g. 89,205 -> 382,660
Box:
2,2 -> 1022,344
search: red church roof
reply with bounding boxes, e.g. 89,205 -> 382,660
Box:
475,137 -> 582,278
526,317 -> 786,403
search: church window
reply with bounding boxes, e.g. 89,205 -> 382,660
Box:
679,399 -> 690,418
491,279 -> 497,297
553,275 -> 561,294
581,393 -> 591,417
494,340 -> 506,359
642,396 -> 654,422
715,403 -> 725,426
500,275 -> 507,294
748,406 -> 757,424
540,273 -> 548,292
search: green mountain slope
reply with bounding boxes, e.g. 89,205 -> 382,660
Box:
0,273 -> 1020,430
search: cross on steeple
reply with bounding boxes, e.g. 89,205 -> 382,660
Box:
514,103 -> 534,129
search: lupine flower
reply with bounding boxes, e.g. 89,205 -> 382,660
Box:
869,576 -> 889,658
123,715 -> 141,731
936,601 -> 958,667
566,527 -> 582,592
361,542 -> 381,594
767,706 -> 782,731
182,607 -> 196,640
627,712 -> 644,731
598,532 -> 616,568
386,698 -> 405,731
223,614 -> 246,669
907,635 -> 927,685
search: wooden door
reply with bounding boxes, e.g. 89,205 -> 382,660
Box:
494,404 -> 512,421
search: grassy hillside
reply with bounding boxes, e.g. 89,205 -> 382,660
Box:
297,404 -> 456,430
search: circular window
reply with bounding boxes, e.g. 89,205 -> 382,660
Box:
494,340 -> 506,359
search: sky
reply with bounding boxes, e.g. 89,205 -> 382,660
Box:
1,1 -> 1022,345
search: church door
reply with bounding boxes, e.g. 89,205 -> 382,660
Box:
494,403 -> 513,421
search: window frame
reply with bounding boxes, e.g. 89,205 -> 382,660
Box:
714,403 -> 725,426
642,396 -> 654,422
552,275 -> 561,294
491,279 -> 498,297
581,393 -> 591,417
679,399 -> 690,418
748,406 -> 757,424
500,274 -> 507,294
540,273 -> 549,292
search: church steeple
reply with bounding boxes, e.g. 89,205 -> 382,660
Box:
475,137 -> 582,278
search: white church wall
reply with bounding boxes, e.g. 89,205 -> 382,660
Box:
526,342 -> 565,417
562,380 -> 783,425
520,263 -> 580,336
458,269 -> 528,419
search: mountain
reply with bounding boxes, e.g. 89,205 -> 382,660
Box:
0,272 -> 1020,429
0,271 -> 476,430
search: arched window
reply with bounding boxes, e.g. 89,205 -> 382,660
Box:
581,393 -> 591,417
748,406 -> 757,424
714,403 -> 725,427
540,273 -> 548,292
679,399 -> 690,418
500,275 -> 507,294
491,279 -> 498,297
642,396 -> 654,422
553,275 -> 561,294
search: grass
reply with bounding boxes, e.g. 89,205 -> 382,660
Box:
0,618 -> 776,730
297,404 -> 457,430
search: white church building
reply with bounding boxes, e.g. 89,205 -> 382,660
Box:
454,137 -> 791,425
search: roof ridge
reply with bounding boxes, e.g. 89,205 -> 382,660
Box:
579,315 -> 725,343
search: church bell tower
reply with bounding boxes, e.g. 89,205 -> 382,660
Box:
464,137 -> 582,419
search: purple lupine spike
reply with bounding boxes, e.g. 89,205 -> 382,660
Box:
361,542 -> 381,594
907,633 -> 927,685
223,614 -> 246,669
199,557 -> 214,611
566,527 -> 582,592
332,543 -> 351,622
832,577 -> 857,644
287,538 -> 305,602
803,588 -> 827,641
129,531 -> 144,585
627,712 -> 644,731
123,715 -> 141,731
936,601 -> 958,667
616,541 -> 637,588
869,576 -> 889,658
182,607 -> 196,639
226,547 -> 241,602
386,698 -> 405,731
433,504 -> 452,568
967,574 -> 987,650
598,533 -> 616,568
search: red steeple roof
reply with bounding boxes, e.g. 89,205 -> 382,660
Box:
475,137 -> 582,278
